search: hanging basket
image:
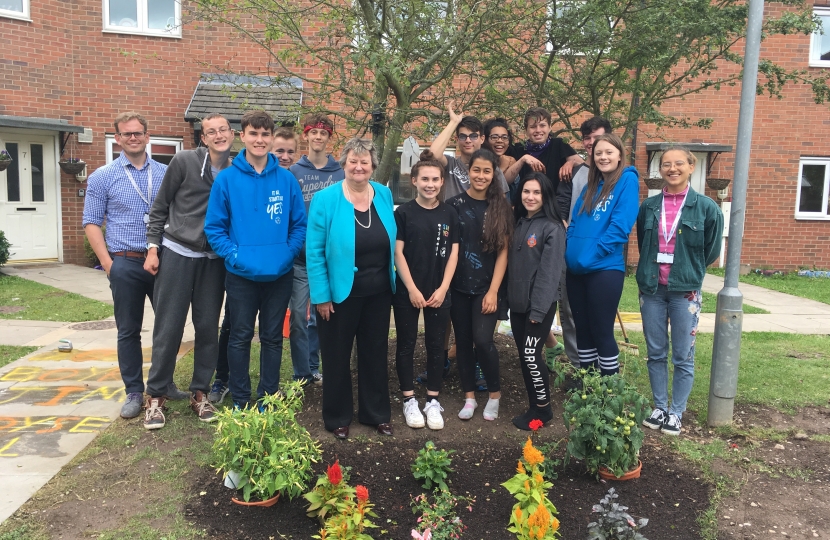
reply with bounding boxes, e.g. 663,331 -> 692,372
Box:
59,160 -> 86,175
643,176 -> 665,190
706,177 -> 731,191
0,160 -> 10,172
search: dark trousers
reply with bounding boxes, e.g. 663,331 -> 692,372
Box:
216,314 -> 230,382
224,270 -> 293,403
108,254 -> 155,395
146,249 -> 226,397
393,298 -> 450,393
450,290 -> 501,394
318,290 -> 392,431
566,270 -> 624,375
511,304 -> 557,407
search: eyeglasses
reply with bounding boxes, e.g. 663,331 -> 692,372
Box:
204,127 -> 232,138
488,134 -> 509,142
661,161 -> 688,169
457,133 -> 480,141
117,131 -> 146,139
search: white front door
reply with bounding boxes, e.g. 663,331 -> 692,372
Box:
0,134 -> 59,261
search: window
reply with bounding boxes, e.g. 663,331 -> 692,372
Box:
795,158 -> 830,219
103,0 -> 181,37
811,7 -> 830,67
105,135 -> 183,165
0,0 -> 30,21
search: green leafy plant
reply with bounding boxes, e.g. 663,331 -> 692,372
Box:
313,484 -> 378,540
212,381 -> 322,502
412,440 -> 454,491
587,488 -> 649,540
536,439 -> 562,482
410,489 -> 474,540
305,460 -> 356,524
0,231 -> 12,266
83,224 -> 104,266
563,371 -> 649,478
0,150 -> 11,162
502,437 -> 561,539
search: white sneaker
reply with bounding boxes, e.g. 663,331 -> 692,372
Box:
403,398 -> 425,429
423,399 -> 445,430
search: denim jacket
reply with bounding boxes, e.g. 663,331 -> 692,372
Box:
635,187 -> 724,294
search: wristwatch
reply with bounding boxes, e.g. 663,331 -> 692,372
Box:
146,243 -> 159,251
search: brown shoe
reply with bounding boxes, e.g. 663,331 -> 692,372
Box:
143,396 -> 166,430
191,390 -> 218,422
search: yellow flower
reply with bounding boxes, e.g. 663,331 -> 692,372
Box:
523,437 -> 544,467
517,460 -> 526,474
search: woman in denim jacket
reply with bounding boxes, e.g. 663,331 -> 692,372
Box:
636,147 -> 723,436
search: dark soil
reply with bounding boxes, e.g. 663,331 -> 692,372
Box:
186,335 -> 711,539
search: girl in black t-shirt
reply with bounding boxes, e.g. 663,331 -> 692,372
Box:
447,149 -> 513,422
393,159 -> 460,431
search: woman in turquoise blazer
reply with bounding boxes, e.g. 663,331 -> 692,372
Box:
307,138 -> 397,439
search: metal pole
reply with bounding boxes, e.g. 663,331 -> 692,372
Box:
707,0 -> 765,425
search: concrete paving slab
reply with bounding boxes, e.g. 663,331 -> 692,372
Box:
0,473 -> 54,524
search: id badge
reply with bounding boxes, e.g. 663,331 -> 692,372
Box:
143,213 -> 149,225
657,252 -> 674,264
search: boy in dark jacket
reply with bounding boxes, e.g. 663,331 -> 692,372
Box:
204,110 -> 307,409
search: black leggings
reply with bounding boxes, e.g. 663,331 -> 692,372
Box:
393,299 -> 450,393
566,270 -> 624,375
510,303 -> 557,407
450,290 -> 500,394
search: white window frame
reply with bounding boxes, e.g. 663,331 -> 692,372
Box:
104,135 -> 183,164
102,0 -> 182,38
810,7 -> 830,68
795,157 -> 830,220
0,0 -> 31,22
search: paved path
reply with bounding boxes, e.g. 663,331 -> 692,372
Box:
0,264 -> 194,525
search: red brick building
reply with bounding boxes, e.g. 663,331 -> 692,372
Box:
1,0 -> 828,269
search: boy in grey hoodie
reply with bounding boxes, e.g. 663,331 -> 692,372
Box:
287,113 -> 345,386
142,113 -> 233,430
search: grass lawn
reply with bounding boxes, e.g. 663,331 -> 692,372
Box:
0,274 -> 113,322
708,267 -> 830,305
0,345 -> 37,369
618,274 -> 769,314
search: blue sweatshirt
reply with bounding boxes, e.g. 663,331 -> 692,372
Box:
565,165 -> 639,274
204,150 -> 307,282
289,155 -> 345,212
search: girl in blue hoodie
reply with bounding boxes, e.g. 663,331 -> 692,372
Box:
565,133 -> 639,376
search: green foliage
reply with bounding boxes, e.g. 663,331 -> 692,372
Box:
0,230 -> 12,266
502,438 -> 561,539
212,381 -> 321,502
84,224 -> 104,266
410,490 -> 475,540
305,461 -> 356,525
312,484 -> 378,540
536,439 -> 562,482
563,371 -> 649,478
587,488 -> 649,540
411,440 -> 454,491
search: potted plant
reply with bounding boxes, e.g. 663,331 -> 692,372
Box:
59,157 -> 86,175
212,381 -> 322,505
563,371 -> 649,480
0,149 -> 12,172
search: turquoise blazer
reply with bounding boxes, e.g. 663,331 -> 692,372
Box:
307,180 -> 397,304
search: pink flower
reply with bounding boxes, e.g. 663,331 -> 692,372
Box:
411,529 -> 432,540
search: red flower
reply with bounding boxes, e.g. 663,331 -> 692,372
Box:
528,419 -> 544,431
327,460 -> 342,486
355,485 -> 369,502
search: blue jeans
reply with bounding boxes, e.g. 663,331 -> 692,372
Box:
288,262 -> 320,379
639,286 -> 701,419
225,270 -> 293,403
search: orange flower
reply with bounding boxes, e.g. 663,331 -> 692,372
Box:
517,460 -> 526,474
523,437 -> 544,467
551,516 -> 560,531
533,473 -> 543,484
514,507 -> 523,522
355,485 -> 369,502
524,480 -> 530,492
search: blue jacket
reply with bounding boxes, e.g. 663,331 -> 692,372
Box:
307,181 -> 396,304
565,165 -> 639,274
204,150 -> 307,282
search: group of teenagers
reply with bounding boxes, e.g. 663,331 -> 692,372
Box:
81,101 -> 723,441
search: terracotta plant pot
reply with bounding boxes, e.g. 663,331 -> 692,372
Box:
598,460 -> 642,481
231,493 -> 280,507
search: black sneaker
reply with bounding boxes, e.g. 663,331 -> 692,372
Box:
642,408 -> 667,430
662,413 -> 682,436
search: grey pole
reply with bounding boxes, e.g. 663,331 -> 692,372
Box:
707,0 -> 765,425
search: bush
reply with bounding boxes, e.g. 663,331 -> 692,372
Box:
587,488 -> 648,539
412,441 -> 454,491
0,231 -> 11,266
83,225 -> 104,266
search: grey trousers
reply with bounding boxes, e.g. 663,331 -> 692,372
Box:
559,266 -> 580,368
146,248 -> 226,397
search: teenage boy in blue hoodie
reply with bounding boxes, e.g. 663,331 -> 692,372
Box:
204,110 -> 307,408
287,113 -> 345,387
